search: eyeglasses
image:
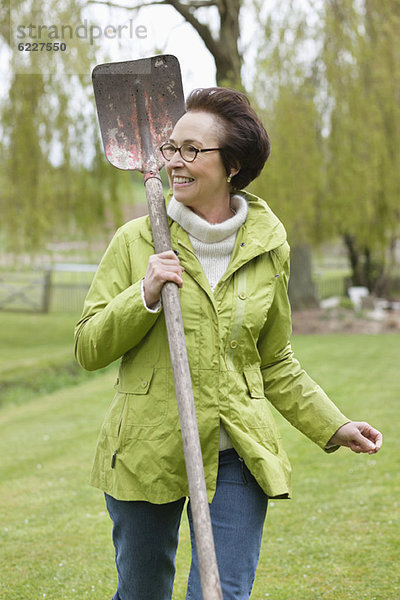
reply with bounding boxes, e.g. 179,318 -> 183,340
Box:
159,142 -> 222,163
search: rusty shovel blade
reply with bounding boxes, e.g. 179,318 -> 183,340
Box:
92,55 -> 185,174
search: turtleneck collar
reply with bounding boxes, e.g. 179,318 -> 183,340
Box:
167,194 -> 248,243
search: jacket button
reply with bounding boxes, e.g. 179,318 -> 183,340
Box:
239,292 -> 246,300
141,380 -> 148,387
230,340 -> 238,349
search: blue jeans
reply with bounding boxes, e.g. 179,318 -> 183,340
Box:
105,449 -> 268,600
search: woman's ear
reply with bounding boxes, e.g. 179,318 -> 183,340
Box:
227,161 -> 240,178
226,165 -> 240,184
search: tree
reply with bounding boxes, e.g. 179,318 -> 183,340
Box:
323,0 -> 400,293
0,0 -> 129,257
251,0 -> 400,297
251,5 -> 327,246
250,3 -> 325,307
89,0 -> 244,88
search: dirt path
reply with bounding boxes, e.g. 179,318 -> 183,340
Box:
292,307 -> 400,335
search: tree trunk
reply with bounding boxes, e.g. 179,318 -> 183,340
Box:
343,233 -> 365,287
214,0 -> 243,88
287,245 -> 319,310
343,233 -> 388,295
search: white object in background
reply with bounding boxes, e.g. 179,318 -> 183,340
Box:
348,286 -> 369,310
320,296 -> 341,309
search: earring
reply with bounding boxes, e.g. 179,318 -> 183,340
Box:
226,174 -> 232,183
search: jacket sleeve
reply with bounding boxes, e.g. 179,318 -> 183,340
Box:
258,243 -> 349,451
74,227 -> 160,371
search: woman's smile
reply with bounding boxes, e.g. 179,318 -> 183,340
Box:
172,174 -> 195,187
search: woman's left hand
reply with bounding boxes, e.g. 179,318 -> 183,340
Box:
328,422 -> 383,454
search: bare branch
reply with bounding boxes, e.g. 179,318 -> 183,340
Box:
87,0 -> 217,11
180,0 -> 217,6
87,0 -> 168,10
87,0 -> 221,58
86,0 -> 230,82
166,0 -> 220,56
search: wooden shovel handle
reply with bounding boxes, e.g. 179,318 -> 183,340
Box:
145,175 -> 223,600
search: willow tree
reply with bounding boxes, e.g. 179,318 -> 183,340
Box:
251,0 -> 400,297
250,4 -> 326,307
0,0 -> 127,257
323,0 -> 400,293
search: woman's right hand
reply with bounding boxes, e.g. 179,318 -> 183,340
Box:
143,250 -> 184,308
327,421 -> 383,454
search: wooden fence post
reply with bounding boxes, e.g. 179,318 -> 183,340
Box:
42,269 -> 52,313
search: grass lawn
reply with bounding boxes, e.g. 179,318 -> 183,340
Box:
0,333 -> 399,599
0,312 -> 114,407
0,312 -> 78,368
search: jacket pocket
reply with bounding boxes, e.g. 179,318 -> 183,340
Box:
243,368 -> 265,398
114,367 -> 170,440
240,369 -> 270,430
115,365 -> 154,394
230,369 -> 280,453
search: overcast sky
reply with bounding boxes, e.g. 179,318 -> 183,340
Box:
87,2 -> 217,93
81,0 -> 259,94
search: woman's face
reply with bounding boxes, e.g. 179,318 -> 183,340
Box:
163,111 -> 232,220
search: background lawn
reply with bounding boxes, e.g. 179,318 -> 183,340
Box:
0,312 -> 77,368
0,323 -> 399,599
0,313 -> 114,407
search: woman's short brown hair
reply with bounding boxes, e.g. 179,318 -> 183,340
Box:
185,87 -> 270,190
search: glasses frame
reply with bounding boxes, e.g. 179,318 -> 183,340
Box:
159,142 -> 222,163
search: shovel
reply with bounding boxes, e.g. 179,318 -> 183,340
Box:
92,55 -> 223,600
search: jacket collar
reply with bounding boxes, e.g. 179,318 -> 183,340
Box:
139,189 -> 286,257
233,190 -> 287,253
139,189 -> 287,301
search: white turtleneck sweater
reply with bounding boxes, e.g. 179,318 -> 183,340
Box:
142,194 -> 248,451
167,194 -> 248,291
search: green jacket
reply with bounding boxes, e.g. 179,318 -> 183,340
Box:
74,191 -> 348,503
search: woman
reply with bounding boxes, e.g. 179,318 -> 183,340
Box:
74,87 -> 382,600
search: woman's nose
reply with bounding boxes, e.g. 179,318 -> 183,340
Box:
168,149 -> 185,168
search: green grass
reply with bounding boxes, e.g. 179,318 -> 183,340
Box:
0,332 -> 399,598
0,313 -> 114,407
0,312 -> 78,368
253,334 -> 400,599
